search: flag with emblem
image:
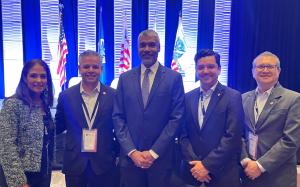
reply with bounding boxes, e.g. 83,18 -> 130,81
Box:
171,16 -> 186,76
98,7 -> 106,83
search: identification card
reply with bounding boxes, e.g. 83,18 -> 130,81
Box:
82,129 -> 97,152
248,132 -> 258,160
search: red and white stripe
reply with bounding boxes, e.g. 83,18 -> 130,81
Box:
119,15 -> 131,73
57,36 -> 68,87
171,60 -> 179,72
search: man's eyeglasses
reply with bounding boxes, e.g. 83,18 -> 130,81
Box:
254,64 -> 278,71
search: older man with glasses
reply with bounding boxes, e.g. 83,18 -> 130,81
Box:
240,51 -> 300,187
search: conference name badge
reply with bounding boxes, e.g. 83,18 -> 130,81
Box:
82,129 -> 97,152
248,132 -> 258,160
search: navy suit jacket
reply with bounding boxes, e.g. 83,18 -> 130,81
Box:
113,64 -> 185,170
55,83 -> 118,175
181,83 -> 244,178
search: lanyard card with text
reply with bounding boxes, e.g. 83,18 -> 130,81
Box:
248,132 -> 258,160
81,129 -> 97,152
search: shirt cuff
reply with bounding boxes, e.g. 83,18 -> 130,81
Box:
128,149 -> 136,157
256,161 -> 266,172
149,149 -> 159,159
240,157 -> 251,167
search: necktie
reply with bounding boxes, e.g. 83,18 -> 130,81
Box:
142,68 -> 151,107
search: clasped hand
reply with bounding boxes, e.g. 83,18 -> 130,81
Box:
130,150 -> 155,169
189,160 -> 211,183
243,160 -> 262,180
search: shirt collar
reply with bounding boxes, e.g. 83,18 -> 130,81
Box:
200,81 -> 218,97
141,61 -> 159,74
80,82 -> 101,94
255,86 -> 273,97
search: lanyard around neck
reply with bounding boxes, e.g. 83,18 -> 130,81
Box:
81,93 -> 101,129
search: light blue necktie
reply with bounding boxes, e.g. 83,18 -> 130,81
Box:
142,68 -> 151,107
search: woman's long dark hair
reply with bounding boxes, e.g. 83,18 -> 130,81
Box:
14,59 -> 54,108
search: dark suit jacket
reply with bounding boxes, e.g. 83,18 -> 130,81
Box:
241,83 -> 300,187
55,83 -> 118,175
113,64 -> 185,170
181,83 -> 243,185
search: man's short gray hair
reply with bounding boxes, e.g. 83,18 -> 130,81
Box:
252,51 -> 281,69
138,29 -> 160,45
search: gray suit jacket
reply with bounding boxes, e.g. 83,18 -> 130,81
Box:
241,83 -> 300,187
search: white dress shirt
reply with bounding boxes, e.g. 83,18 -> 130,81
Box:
80,82 -> 100,129
198,82 -> 218,128
140,61 -> 159,91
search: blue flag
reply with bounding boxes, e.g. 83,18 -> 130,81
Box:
98,7 -> 106,84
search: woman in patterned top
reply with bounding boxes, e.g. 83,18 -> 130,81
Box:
0,59 -> 55,187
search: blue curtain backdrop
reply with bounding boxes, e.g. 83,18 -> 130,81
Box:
131,0 -> 148,68
195,0 -> 215,81
0,2 -> 3,98
228,0 -> 300,93
22,0 -> 42,62
1,0 -> 300,98
196,0 -> 214,51
164,0 -> 182,68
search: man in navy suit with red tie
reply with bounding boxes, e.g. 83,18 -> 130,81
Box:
113,29 -> 185,187
181,49 -> 244,187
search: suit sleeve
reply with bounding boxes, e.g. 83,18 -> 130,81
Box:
151,74 -> 185,156
55,93 -> 67,135
180,123 -> 199,161
202,91 -> 244,174
257,95 -> 300,172
112,75 -> 137,155
0,99 -> 27,187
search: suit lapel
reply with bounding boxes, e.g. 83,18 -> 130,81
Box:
145,64 -> 165,108
245,91 -> 256,130
191,90 -> 202,133
92,84 -> 107,129
132,67 -> 144,110
73,84 -> 89,129
255,86 -> 282,129
201,83 -> 224,129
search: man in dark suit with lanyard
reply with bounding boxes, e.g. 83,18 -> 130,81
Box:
113,29 -> 185,187
55,50 -> 118,187
181,49 -> 244,187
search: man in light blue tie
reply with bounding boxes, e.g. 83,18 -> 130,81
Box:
113,29 -> 185,187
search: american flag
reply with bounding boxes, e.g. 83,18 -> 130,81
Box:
57,4 -> 68,88
119,14 -> 131,73
171,16 -> 186,76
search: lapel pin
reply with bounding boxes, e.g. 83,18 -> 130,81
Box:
103,92 -> 106,95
